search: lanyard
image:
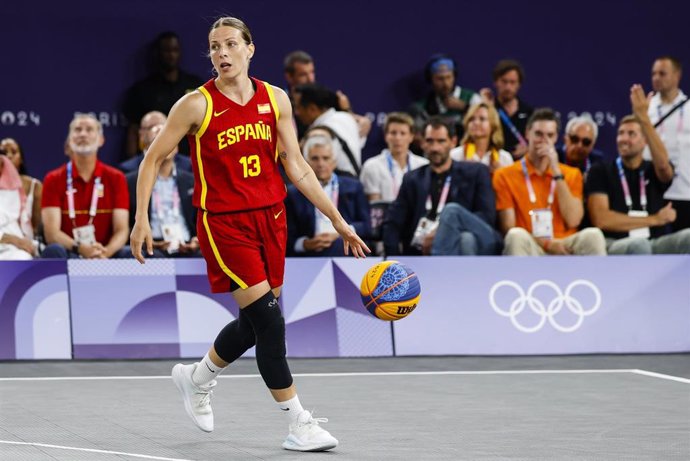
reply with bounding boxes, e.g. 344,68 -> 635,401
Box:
425,174 -> 452,215
317,173 -> 339,219
464,143 -> 499,163
385,150 -> 410,197
152,166 -> 180,219
498,108 -> 527,146
521,159 -> 556,205
66,161 -> 101,226
616,157 -> 647,211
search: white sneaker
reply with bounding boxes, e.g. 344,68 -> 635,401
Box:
172,363 -> 216,432
282,410 -> 338,452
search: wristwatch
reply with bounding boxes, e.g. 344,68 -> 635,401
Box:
553,174 -> 565,181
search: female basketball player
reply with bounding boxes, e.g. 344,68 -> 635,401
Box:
129,16 -> 370,452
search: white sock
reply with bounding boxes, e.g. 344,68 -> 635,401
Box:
191,353 -> 224,386
277,395 -> 305,425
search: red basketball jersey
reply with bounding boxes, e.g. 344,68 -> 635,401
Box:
188,77 -> 286,213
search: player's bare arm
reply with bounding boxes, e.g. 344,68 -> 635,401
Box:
272,86 -> 370,257
130,91 -> 206,263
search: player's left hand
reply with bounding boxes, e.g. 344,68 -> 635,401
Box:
333,219 -> 371,258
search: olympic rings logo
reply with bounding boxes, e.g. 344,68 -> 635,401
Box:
489,280 -> 601,333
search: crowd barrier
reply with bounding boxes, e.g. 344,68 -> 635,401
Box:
1,256 -> 689,360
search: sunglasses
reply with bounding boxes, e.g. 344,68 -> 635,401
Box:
568,134 -> 593,147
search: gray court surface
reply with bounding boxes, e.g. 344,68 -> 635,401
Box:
1,355 -> 689,460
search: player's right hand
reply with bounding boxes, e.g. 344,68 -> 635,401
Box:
130,219 -> 153,264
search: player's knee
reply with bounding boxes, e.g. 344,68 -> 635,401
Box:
213,313 -> 255,362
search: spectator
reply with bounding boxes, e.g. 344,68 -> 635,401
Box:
586,85 -> 690,254
409,54 -> 481,143
293,83 -> 363,177
0,154 -> 35,259
383,117 -> 500,256
125,126 -> 198,258
285,135 -> 370,256
118,111 -> 192,174
647,55 -> 690,231
283,50 -> 371,140
480,59 -> 533,159
493,108 -> 606,256
557,114 -> 604,180
360,112 -> 428,203
450,102 -> 513,175
0,137 -> 42,239
123,31 -> 203,158
41,114 -> 130,259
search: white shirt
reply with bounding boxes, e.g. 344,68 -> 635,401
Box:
150,175 -> 191,242
450,145 -> 514,168
312,108 -> 363,176
646,90 -> 690,200
0,189 -> 32,260
360,150 -> 429,202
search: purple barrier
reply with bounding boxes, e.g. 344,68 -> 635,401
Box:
67,257 -> 387,359
392,256 -> 690,355
0,261 -> 70,359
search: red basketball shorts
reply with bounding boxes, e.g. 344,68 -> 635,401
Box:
197,202 -> 287,293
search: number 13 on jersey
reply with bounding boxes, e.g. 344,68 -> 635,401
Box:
239,154 -> 261,178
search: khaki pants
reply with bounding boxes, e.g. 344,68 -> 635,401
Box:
503,227 -> 607,256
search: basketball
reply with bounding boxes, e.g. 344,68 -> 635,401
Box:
360,261 -> 421,321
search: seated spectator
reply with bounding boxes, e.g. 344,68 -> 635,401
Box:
0,137 -> 42,239
360,112 -> 428,203
383,117 -> 500,256
493,108 -> 606,256
480,59 -> 533,159
293,83 -> 364,177
285,135 -> 370,256
41,114 -> 130,259
123,31 -> 203,158
283,50 -> 371,140
450,102 -> 513,175
557,114 -> 605,180
586,85 -> 690,254
0,154 -> 35,259
118,111 -> 192,174
125,126 -> 198,258
409,54 -> 481,145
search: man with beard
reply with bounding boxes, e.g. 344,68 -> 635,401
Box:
383,116 -> 500,256
480,60 -> 533,160
41,114 -> 130,259
586,85 -> 690,254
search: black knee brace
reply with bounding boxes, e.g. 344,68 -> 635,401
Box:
213,309 -> 256,364
242,291 -> 293,389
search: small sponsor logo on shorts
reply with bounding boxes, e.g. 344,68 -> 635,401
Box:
268,299 -> 279,308
274,209 -> 284,220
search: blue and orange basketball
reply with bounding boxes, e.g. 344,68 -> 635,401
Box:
360,261 -> 421,321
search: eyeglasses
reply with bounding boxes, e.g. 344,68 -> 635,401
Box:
568,134 -> 593,147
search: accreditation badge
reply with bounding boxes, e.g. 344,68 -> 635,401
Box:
161,223 -> 185,254
72,224 -> 96,245
529,208 -> 554,239
627,210 -> 651,239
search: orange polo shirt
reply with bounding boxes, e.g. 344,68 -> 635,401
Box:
492,157 -> 582,238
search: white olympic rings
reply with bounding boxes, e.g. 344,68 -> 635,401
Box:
489,279 -> 601,333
